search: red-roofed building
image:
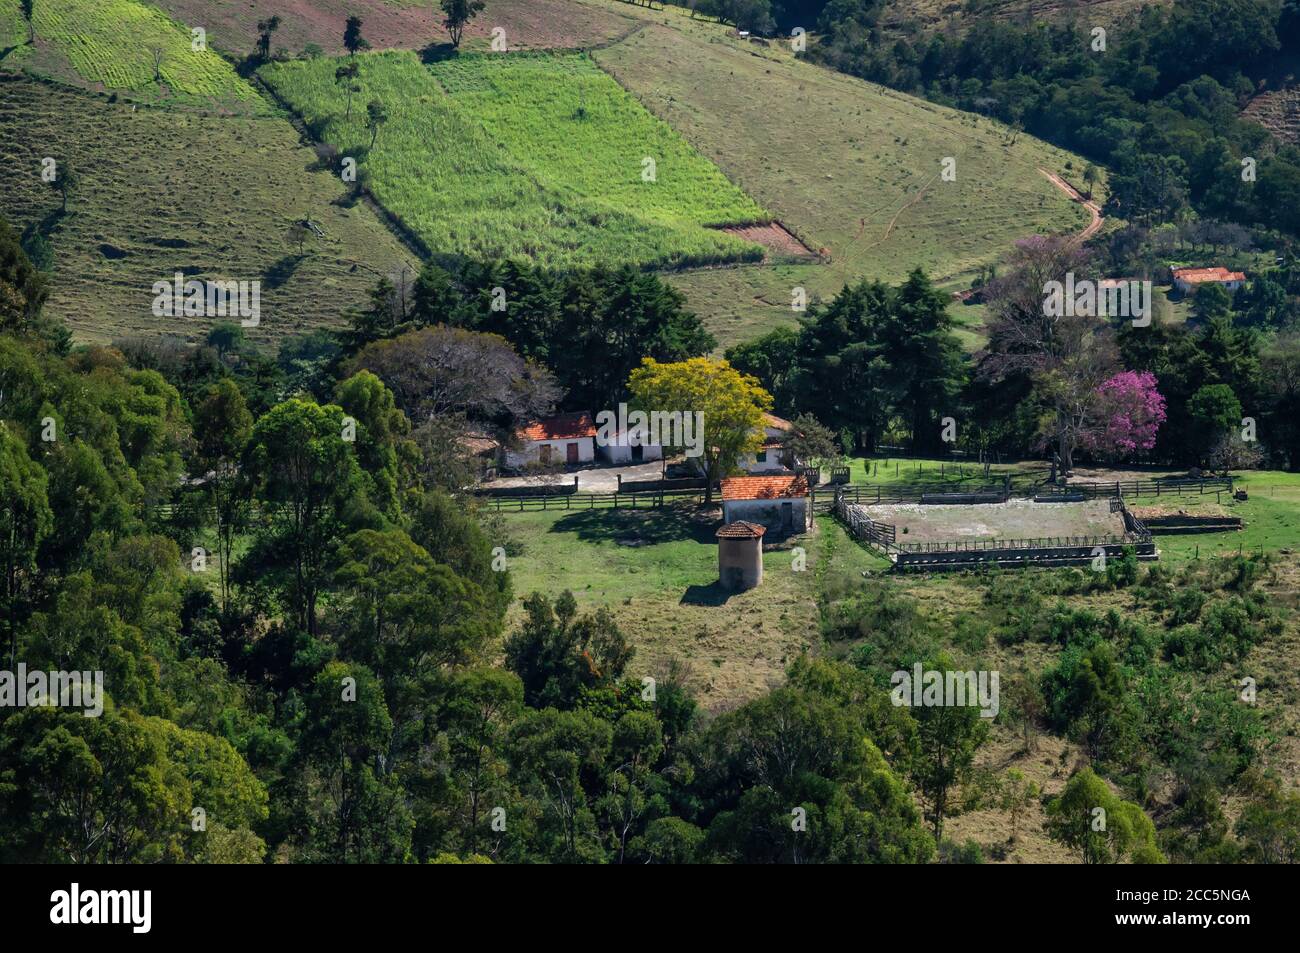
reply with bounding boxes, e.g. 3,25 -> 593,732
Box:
717,521 -> 766,590
506,411 -> 597,469
1172,267 -> 1246,295
720,474 -> 811,533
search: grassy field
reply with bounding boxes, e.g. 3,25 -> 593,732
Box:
149,0 -> 640,57
0,0 -> 25,52
261,49 -> 767,269
0,75 -> 413,345
592,18 -> 1096,347
0,0 -> 264,110
498,503 -> 885,706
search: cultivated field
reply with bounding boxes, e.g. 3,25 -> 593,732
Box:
593,20 -> 1094,345
149,0 -> 640,57
858,499 -> 1128,544
261,50 -> 767,269
0,76 -> 413,344
1,0 -> 263,111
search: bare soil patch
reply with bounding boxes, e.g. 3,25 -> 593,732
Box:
717,221 -> 819,260
860,499 -> 1126,543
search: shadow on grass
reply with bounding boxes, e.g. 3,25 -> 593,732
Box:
264,254 -> 305,289
680,581 -> 733,606
419,42 -> 459,64
548,503 -> 719,546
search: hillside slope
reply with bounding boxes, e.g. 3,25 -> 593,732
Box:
0,76 -> 413,344
593,18 -> 1093,345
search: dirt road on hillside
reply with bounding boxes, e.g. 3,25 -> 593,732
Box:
1038,168 -> 1103,240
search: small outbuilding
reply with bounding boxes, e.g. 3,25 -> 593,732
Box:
720,474 -> 812,535
717,521 -> 766,591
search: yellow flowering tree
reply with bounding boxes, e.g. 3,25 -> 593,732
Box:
627,357 -> 771,504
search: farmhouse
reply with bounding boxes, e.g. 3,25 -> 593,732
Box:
506,412 -> 597,469
1172,266 -> 1246,295
596,430 -> 664,465
720,474 -> 812,534
738,413 -> 798,474
717,521 -> 766,591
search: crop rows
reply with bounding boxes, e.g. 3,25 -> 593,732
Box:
261,50 -> 768,269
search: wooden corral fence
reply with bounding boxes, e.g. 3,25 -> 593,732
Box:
474,487 -> 705,512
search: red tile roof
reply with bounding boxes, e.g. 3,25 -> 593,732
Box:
720,474 -> 809,501
516,411 -> 596,442
763,412 -> 793,430
717,521 -> 767,539
1172,267 -> 1245,284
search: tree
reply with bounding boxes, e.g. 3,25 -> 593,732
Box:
792,271 -> 964,453
1082,162 -> 1099,200
1188,383 -> 1242,442
504,590 -> 634,709
298,661 -> 411,862
241,398 -> 366,637
343,15 -> 370,58
779,412 -> 840,465
1236,786 -> 1300,864
256,15 -> 281,61
441,0 -> 486,49
981,236 -> 1119,475
627,357 -> 771,503
333,370 -> 413,520
1081,370 -> 1167,461
348,324 -> 559,425
725,325 -> 799,416
20,0 -> 33,44
335,61 -> 361,121
192,379 -> 253,615
48,157 -> 79,214
999,769 -> 1038,844
691,658 -> 932,864
286,220 -> 310,257
205,321 -> 246,360
907,655 -> 989,842
1046,767 -> 1164,864
0,424 -> 52,666
365,99 -> 388,150
0,215 -> 50,331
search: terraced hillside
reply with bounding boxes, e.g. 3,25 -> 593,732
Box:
0,76 -> 413,344
261,50 -> 769,270
0,0 -> 264,111
1245,86 -> 1300,146
594,20 -> 1093,345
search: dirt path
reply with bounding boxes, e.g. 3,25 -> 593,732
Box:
1038,168 -> 1103,241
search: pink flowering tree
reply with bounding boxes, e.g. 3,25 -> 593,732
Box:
1083,370 -> 1167,460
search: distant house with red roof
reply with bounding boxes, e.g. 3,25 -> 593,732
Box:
720,474 -> 811,534
1172,266 -> 1246,296
506,411 -> 597,469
